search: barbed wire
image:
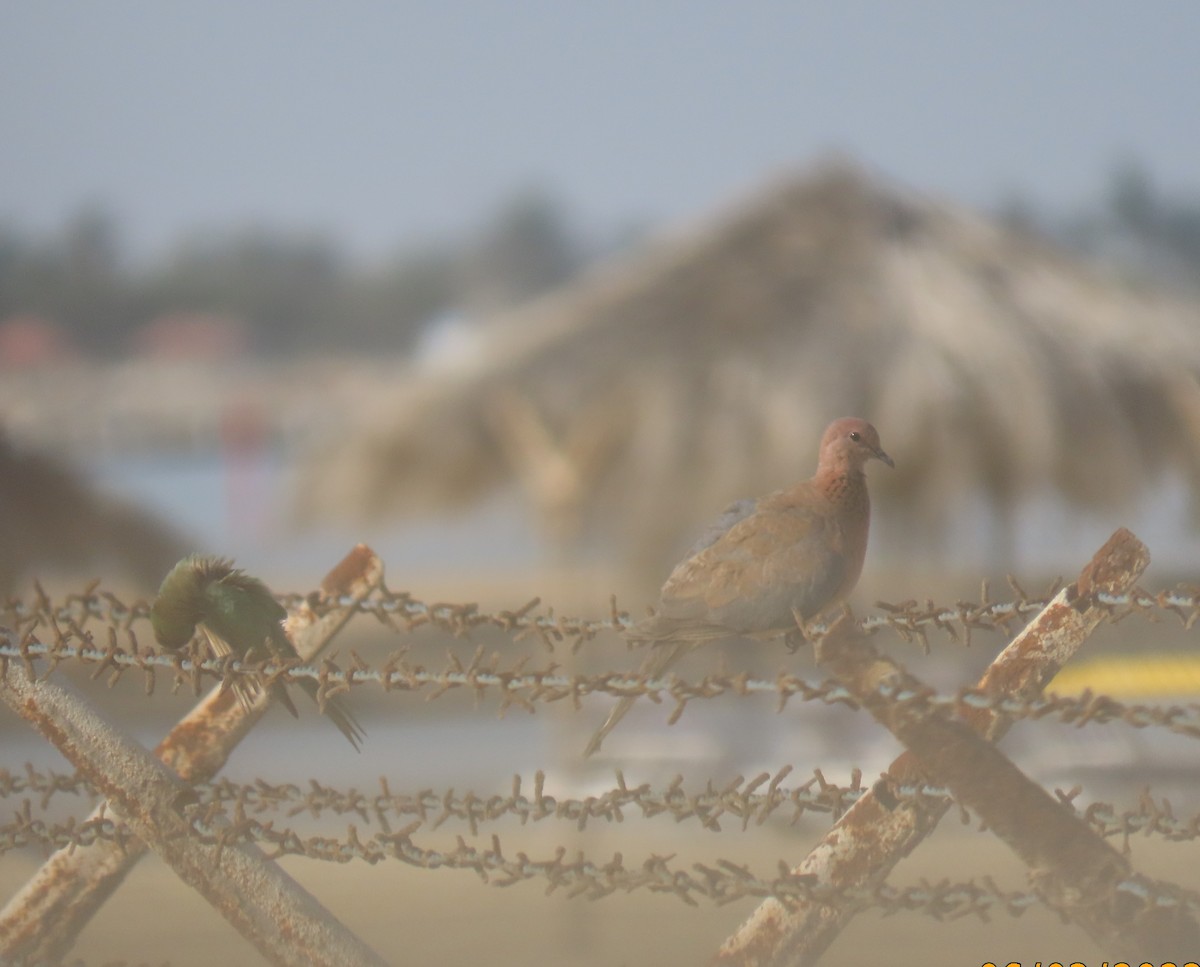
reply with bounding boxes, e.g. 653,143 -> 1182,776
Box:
0,763 -> 91,811
3,796 -> 1196,921
0,765 -> 876,833
6,580 -> 1200,656
6,762 -> 1200,851
3,624 -> 1200,741
6,570 -> 1199,959
1075,787 -> 1200,847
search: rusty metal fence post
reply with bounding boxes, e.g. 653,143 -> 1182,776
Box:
812,609 -> 1199,954
712,527 -> 1197,965
0,545 -> 389,967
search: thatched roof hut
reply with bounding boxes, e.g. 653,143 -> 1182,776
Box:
0,432 -> 191,593
292,162 -> 1200,572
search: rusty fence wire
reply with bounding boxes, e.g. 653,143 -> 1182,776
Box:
7,765 -> 1200,848
8,575 -> 1200,652
1,530 -> 1199,965
3,624 -> 1200,739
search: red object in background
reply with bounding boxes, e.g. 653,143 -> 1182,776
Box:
132,312 -> 248,361
220,397 -> 271,541
0,314 -> 78,369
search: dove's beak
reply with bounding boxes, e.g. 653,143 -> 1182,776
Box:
873,446 -> 895,468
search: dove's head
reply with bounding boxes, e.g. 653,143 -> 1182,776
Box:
818,418 -> 894,474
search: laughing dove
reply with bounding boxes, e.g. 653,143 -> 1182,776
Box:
584,417 -> 892,756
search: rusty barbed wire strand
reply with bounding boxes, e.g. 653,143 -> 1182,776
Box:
3,623 -> 1200,740
4,800 -> 1197,921
0,799 -> 133,857
6,581 -> 1200,655
7,763 -> 1200,849
0,764 -> 89,811
0,766 -> 879,834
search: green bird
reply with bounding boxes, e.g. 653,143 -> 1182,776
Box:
150,555 -> 364,750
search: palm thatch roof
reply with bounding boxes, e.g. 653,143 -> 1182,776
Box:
292,161 -> 1200,572
0,432 -> 191,593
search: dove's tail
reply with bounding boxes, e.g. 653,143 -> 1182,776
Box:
297,678 -> 366,751
583,641 -> 688,757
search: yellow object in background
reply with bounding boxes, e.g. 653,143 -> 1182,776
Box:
1050,655 -> 1200,698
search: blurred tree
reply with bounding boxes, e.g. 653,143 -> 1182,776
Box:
1109,160 -> 1158,236
993,190 -> 1046,241
347,246 -> 456,352
459,188 -> 581,313
1105,160 -> 1200,285
0,187 -> 599,357
0,224 -> 28,319
59,206 -> 135,351
145,229 -> 345,353
16,171 -> 1198,360
0,206 -> 134,353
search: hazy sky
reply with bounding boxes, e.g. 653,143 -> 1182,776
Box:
3,2 -> 1198,261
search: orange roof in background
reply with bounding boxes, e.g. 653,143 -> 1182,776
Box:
132,311 -> 248,360
0,314 -> 78,369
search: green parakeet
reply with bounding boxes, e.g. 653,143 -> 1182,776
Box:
150,555 -> 364,750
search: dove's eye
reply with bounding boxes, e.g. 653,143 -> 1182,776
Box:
849,431 -> 861,442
